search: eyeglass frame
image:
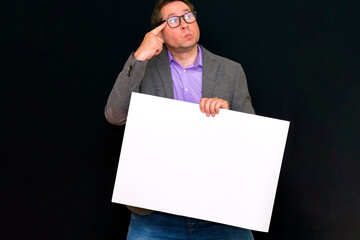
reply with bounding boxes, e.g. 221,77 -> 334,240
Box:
161,11 -> 197,28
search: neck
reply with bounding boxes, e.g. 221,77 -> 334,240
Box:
167,45 -> 198,69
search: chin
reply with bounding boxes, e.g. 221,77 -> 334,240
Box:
182,40 -> 198,49
166,40 -> 198,52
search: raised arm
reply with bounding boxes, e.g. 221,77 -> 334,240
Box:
104,23 -> 167,125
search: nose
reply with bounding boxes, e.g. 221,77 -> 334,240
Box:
180,16 -> 189,29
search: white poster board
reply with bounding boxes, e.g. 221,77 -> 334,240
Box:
112,92 -> 289,232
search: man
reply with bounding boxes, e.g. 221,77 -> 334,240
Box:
105,0 -> 255,239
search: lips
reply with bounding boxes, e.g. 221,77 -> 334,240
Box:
184,33 -> 192,38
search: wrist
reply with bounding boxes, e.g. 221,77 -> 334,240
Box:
134,50 -> 147,61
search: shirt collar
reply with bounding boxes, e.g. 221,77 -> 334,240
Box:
167,45 -> 203,68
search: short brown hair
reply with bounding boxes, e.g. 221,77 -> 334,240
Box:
151,0 -> 195,29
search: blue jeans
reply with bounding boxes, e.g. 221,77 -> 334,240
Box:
127,212 -> 254,240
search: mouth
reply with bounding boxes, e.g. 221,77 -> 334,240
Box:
184,33 -> 193,38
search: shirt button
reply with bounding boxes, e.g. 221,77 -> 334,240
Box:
185,88 -> 188,91
183,70 -> 186,72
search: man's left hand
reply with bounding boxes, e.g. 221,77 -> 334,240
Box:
199,98 -> 229,117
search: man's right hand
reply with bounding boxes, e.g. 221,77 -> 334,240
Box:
134,22 -> 167,61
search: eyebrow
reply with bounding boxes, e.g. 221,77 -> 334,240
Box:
165,8 -> 191,18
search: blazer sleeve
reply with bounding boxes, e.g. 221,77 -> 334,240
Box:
231,63 -> 255,114
104,54 -> 148,125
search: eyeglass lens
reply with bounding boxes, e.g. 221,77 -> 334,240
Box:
166,12 -> 196,28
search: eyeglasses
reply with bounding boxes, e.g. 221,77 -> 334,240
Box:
162,11 -> 197,28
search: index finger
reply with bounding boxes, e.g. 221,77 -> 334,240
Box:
151,22 -> 167,35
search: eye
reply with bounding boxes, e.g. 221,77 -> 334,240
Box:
184,12 -> 195,21
168,17 -> 178,25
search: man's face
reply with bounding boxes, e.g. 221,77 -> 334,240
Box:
160,1 -> 200,52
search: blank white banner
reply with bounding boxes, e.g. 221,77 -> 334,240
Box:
112,92 -> 290,232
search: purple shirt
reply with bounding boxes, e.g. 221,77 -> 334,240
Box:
168,45 -> 203,104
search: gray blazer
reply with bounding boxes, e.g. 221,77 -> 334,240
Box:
105,45 -> 255,215
105,45 -> 254,126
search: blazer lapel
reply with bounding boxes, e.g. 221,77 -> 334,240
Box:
153,48 -> 174,99
201,46 -> 218,98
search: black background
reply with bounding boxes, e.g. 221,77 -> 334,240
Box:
3,0 -> 360,239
